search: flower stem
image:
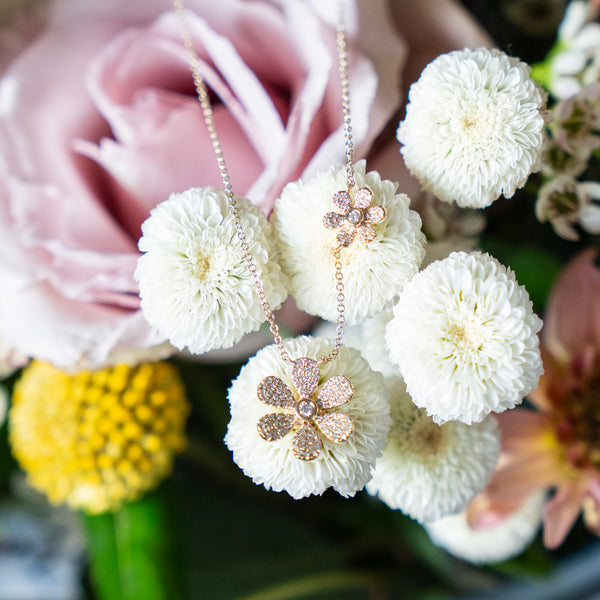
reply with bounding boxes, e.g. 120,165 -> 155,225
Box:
235,570 -> 384,600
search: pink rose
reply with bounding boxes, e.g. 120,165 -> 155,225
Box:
0,0 -> 488,370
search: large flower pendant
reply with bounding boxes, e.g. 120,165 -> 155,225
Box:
256,357 -> 354,460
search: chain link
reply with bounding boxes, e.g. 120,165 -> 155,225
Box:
336,0 -> 355,191
173,0 -> 352,365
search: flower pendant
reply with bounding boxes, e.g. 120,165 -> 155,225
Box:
323,187 -> 386,246
256,357 -> 354,460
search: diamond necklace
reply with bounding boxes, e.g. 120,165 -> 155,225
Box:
172,0 -> 382,460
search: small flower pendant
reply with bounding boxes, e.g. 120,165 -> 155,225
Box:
323,187 -> 386,246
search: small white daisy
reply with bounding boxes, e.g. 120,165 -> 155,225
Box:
272,161 -> 425,325
366,377 -> 500,523
386,251 -> 543,425
397,47 -> 547,208
424,492 -> 546,564
224,336 -> 391,499
135,187 -> 287,355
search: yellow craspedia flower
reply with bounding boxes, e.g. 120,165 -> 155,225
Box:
9,360 -> 190,513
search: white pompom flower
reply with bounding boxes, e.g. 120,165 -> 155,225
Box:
425,492 -> 546,564
366,377 -> 500,523
386,251 -> 543,425
224,336 -> 391,499
313,309 -> 398,378
272,161 -> 425,324
397,47 -> 547,208
135,187 -> 287,355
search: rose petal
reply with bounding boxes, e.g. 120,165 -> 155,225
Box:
0,284 -> 163,369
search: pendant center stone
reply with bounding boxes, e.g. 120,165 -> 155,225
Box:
296,399 -> 318,420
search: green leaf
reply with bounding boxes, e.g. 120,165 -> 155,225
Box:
478,241 -> 563,311
81,486 -> 184,600
530,38 -> 568,92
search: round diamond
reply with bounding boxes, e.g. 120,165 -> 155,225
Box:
347,208 -> 364,225
296,399 -> 318,420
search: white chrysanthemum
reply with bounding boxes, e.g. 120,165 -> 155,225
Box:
135,187 -> 287,355
366,377 -> 500,523
272,161 -> 425,324
313,310 -> 398,378
386,251 -> 543,425
224,336 -> 391,499
425,492 -> 546,564
397,47 -> 546,208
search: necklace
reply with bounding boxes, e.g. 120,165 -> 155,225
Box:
171,0 -> 388,464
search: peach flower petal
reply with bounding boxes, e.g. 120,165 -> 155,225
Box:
543,248 -> 600,364
543,482 -> 587,549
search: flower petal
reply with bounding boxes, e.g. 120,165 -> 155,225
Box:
323,211 -> 345,229
314,413 -> 353,443
292,421 -> 321,460
358,223 -> 377,243
257,413 -> 295,442
290,357 -> 320,399
336,228 -> 356,247
317,375 -> 354,409
543,483 -> 587,549
543,248 -> 600,363
257,376 -> 294,408
353,187 -> 373,209
366,205 -> 386,224
332,190 -> 352,213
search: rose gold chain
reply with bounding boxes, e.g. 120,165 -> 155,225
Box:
172,0 -> 353,365
336,0 -> 355,192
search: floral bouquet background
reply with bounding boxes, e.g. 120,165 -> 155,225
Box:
0,0 -> 600,599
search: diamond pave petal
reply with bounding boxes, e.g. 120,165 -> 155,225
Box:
257,376 -> 295,408
257,413 -> 296,442
292,422 -> 321,460
323,211 -> 345,230
353,187 -> 373,209
317,375 -> 354,409
314,413 -> 353,443
291,358 -> 320,400
332,190 -> 352,213
366,205 -> 386,224
358,223 -> 376,243
336,228 -> 355,247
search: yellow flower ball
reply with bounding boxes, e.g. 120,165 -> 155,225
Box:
9,360 -> 190,513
